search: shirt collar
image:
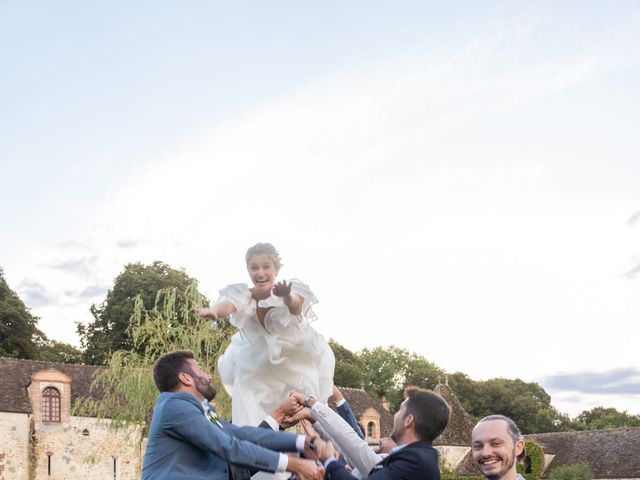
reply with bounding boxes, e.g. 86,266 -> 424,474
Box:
390,444 -> 407,454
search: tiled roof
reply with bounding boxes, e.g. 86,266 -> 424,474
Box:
456,428 -> 640,478
336,386 -> 394,437
0,357 -> 103,414
529,428 -> 640,478
433,384 -> 476,446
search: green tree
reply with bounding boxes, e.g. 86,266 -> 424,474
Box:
74,284 -> 234,432
404,355 -> 445,390
330,339 -> 366,388
459,378 -> 563,433
572,406 -> 640,430
447,371 -> 477,410
77,261 -> 204,365
0,268 -> 46,359
37,339 -> 83,364
358,345 -> 445,411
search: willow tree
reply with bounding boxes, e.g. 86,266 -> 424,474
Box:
74,284 -> 234,433
78,261 -> 202,365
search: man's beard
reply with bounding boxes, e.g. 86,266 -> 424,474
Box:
184,366 -> 217,401
196,377 -> 217,401
390,424 -> 404,443
482,448 -> 516,480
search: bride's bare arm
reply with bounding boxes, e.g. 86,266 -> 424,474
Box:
193,302 -> 237,319
273,281 -> 303,315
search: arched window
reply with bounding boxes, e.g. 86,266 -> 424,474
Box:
367,421 -> 376,438
42,387 -> 61,423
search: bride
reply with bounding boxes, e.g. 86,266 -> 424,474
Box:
195,242 -> 335,427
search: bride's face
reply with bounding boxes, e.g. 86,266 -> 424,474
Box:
247,254 -> 278,292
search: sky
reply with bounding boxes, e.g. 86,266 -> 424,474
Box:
1,1 -> 640,418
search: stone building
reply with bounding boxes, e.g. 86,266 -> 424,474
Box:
335,386 -> 394,443
0,357 -> 142,480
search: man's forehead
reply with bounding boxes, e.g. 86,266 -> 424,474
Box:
472,419 -> 511,440
185,358 -> 199,368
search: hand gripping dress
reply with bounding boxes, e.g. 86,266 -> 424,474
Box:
216,279 -> 335,427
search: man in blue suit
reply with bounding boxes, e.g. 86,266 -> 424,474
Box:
142,350 -> 324,480
294,388 -> 450,480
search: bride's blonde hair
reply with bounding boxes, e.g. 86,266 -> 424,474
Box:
245,243 -> 282,271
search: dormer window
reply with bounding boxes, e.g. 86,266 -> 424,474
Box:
42,387 -> 61,423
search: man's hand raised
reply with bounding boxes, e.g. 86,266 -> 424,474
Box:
281,408 -> 314,429
270,395 -> 303,428
287,456 -> 324,480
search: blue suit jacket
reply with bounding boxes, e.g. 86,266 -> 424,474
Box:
336,400 -> 365,439
325,441 -> 440,480
142,391 -> 299,480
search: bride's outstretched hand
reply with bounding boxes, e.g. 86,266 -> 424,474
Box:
272,280 -> 292,297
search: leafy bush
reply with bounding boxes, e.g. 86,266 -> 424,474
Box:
517,440 -> 545,480
548,464 -> 593,480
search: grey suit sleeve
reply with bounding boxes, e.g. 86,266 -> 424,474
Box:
163,398 -> 292,472
311,402 -> 382,475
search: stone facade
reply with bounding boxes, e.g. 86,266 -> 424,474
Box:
0,358 -> 142,480
360,407 -> 381,440
32,416 -> 141,479
0,412 -> 30,480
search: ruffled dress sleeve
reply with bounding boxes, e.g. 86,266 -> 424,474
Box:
257,278 -> 318,332
215,283 -> 253,329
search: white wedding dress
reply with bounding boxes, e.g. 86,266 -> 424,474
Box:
216,279 -> 335,427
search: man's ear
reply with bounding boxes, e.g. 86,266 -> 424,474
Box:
404,414 -> 415,429
178,371 -> 193,387
515,439 -> 525,461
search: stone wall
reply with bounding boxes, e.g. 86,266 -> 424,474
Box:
33,416 -> 142,479
0,412 -> 31,480
0,413 -> 142,480
435,445 -> 471,471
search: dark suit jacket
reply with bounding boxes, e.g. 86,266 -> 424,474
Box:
142,392 -> 299,480
336,400 -> 365,439
325,441 -> 440,480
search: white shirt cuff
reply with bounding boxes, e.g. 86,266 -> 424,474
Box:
263,414 -> 279,431
296,434 -> 306,452
277,453 -> 288,472
335,398 -> 346,407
